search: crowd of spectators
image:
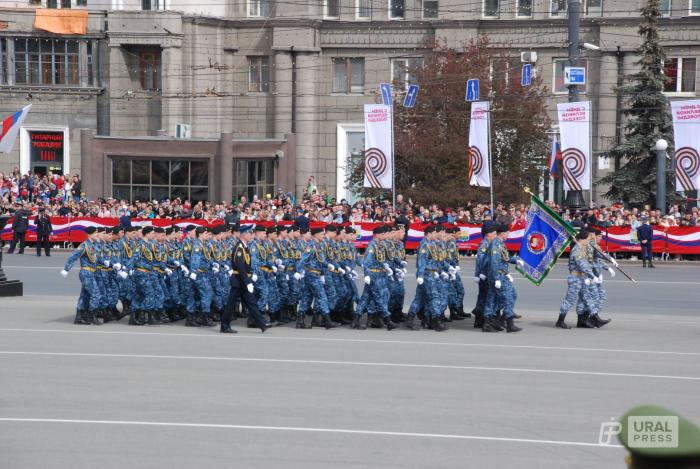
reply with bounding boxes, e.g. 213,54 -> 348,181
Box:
2,172 -> 699,231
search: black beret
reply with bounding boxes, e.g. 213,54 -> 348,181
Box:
276,225 -> 287,234
184,225 -> 197,232
576,230 -> 589,240
589,228 -> 602,235
85,226 -> 97,235
434,225 -> 444,232
291,225 -> 300,232
285,226 -> 293,233
165,228 -> 174,235
255,225 -> 267,232
266,226 -> 276,234
424,225 -> 435,234
172,226 -> 181,233
300,227 -> 309,234
482,224 -> 498,235
112,226 -> 122,235
344,226 -> 356,234
195,226 -> 206,235
496,224 -> 510,233
310,227 -> 325,235
154,227 -> 165,234
141,226 -> 154,236
372,225 -> 385,235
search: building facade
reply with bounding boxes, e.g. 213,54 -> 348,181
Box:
1,0 -> 699,203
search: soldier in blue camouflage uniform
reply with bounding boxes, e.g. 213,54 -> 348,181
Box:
555,229 -> 599,329
387,225 -> 408,324
285,226 -> 303,320
483,224 -> 523,333
445,225 -> 469,321
116,226 -> 137,321
296,226 -> 338,329
405,224 -> 434,330
472,222 -> 497,328
340,226 -> 362,327
188,226 -> 215,327
355,225 -> 396,330
249,225 -> 275,326
181,225 -> 199,327
61,226 -> 103,325
415,225 -> 449,331
573,229 -> 613,328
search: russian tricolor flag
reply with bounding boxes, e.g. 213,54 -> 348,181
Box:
0,104 -> 32,154
549,136 -> 562,179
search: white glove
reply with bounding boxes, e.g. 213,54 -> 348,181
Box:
113,262 -> 122,271
400,261 -> 407,267
495,280 -> 502,289
212,267 -> 219,274
181,267 -> 189,276
416,277 -> 424,285
364,275 -> 371,285
596,275 -> 604,284
223,265 -> 231,272
608,267 -> 616,278
271,265 -> 277,273
129,269 -> 134,277
301,271 -> 305,278
103,260 -> 110,267
180,264 -> 188,272
118,271 -> 128,280
247,283 -> 254,294
517,259 -> 525,268
275,259 -> 284,267
327,264 -> 335,271
449,274 -> 456,281
479,274 -> 486,281
212,262 -> 220,269
385,267 -> 394,276
473,277 -> 480,283
433,272 -> 439,279
174,261 -> 181,267
252,274 -> 258,282
165,268 -> 173,276
506,274 -> 514,282
448,266 -> 456,275
228,270 -> 234,277
455,266 -> 461,272
285,274 -> 290,281
584,278 -> 591,286
611,258 -> 619,267
440,271 -> 449,280
293,272 -> 302,281
60,269 -> 69,278
189,272 -> 197,281
338,267 -> 345,275
320,275 -> 326,285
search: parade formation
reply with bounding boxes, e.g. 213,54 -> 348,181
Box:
59,214 -> 617,334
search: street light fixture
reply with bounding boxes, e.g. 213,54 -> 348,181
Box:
655,139 -> 668,214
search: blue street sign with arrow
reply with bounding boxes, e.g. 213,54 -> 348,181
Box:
379,83 -> 393,106
521,64 -> 532,87
403,84 -> 420,108
466,79 -> 479,102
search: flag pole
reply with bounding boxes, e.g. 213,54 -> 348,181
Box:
487,107 -> 494,212
391,102 -> 396,210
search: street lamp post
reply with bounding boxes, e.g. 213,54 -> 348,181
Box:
655,138 -> 668,215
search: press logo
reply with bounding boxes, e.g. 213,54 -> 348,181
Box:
628,416 -> 678,448
598,417 -> 679,448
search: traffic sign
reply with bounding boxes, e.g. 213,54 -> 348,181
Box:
521,64 -> 532,87
465,79 -> 479,102
379,83 -> 393,106
403,84 -> 420,108
564,67 -> 586,85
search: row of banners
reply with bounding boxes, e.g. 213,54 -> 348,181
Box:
363,96 -> 700,193
2,217 -> 699,254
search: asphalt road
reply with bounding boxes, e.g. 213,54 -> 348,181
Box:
1,251 -> 699,469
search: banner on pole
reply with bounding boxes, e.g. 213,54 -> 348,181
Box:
671,100 -> 700,192
363,104 -> 393,189
468,101 -> 491,187
557,101 -> 591,191
0,104 -> 32,154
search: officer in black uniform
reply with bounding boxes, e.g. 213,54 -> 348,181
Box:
221,224 -> 268,334
7,203 -> 30,254
637,215 -> 654,268
35,207 -> 53,257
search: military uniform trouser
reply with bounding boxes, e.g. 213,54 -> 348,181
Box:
448,273 -> 465,308
474,279 -> 488,313
194,273 -> 213,313
298,274 -> 330,316
356,273 -> 391,318
560,276 -> 596,317
77,270 -> 102,312
389,277 -> 405,312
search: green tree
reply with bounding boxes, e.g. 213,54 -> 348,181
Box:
347,36 -> 551,207
599,0 -> 673,206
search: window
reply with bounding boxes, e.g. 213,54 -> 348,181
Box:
516,0 -> 532,17
389,0 -> 404,18
356,0 -> 371,18
112,159 -> 210,202
584,0 -> 602,16
233,160 -> 275,202
14,38 -> 80,86
139,50 -> 160,91
550,0 -> 566,16
391,57 -> 423,90
87,41 -> 94,87
660,0 -> 671,16
422,0 -> 438,18
0,39 -> 6,85
325,0 -> 340,18
664,57 -> 696,93
490,56 -> 520,91
333,57 -> 364,93
692,0 -> 700,14
47,0 -> 86,7
553,58 -> 588,94
142,0 -> 165,10
248,0 -> 272,17
483,0 -> 499,17
248,56 -> 270,92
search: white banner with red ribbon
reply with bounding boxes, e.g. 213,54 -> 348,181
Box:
363,104 -> 393,189
671,100 -> 700,192
468,101 -> 491,187
557,101 -> 591,191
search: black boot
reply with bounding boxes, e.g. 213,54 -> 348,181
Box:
311,312 -> 322,327
648,260 -> 655,268
86,310 -> 103,325
432,316 -> 447,332
296,313 -> 309,329
473,311 -> 484,328
405,315 -> 421,331
505,317 -> 522,333
321,315 -> 338,329
481,317 -> 498,332
158,310 -> 170,323
491,316 -> 504,332
642,260 -> 647,268
555,314 -> 571,329
591,314 -> 611,328
185,315 -> 200,327
201,313 -> 214,327
351,315 -> 366,330
449,306 -> 464,321
577,313 -> 591,328
457,307 -> 471,319
74,310 -> 90,325
147,311 -> 157,325
382,316 -> 397,331
101,308 -> 112,323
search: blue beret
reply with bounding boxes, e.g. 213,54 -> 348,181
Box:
239,224 -> 253,234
